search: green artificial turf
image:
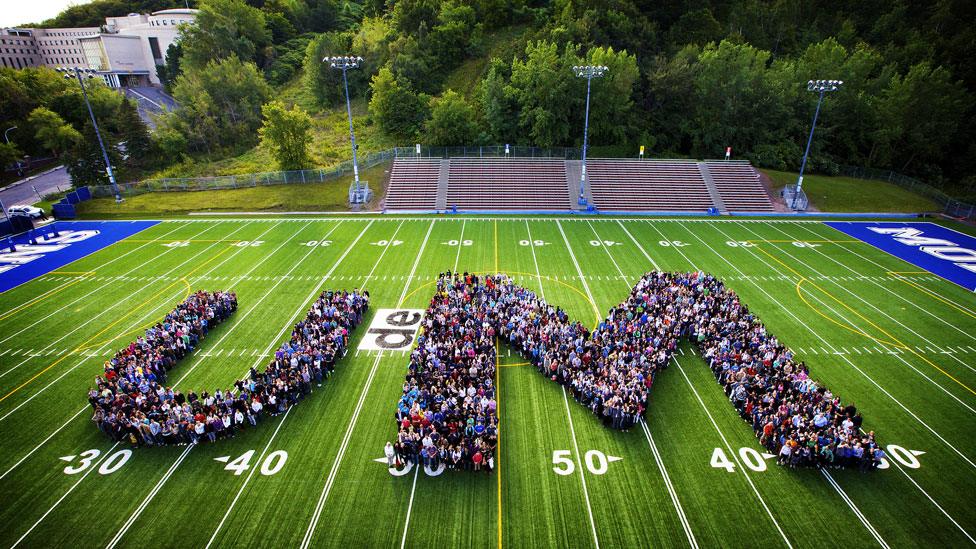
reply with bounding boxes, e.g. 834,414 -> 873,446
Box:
0,217 -> 973,548
762,169 -> 942,213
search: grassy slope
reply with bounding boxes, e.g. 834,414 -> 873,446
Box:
0,219 -> 973,548
763,169 -> 941,213
75,161 -> 391,216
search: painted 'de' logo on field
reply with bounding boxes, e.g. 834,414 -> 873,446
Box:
358,308 -> 424,351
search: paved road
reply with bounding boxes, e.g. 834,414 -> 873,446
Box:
125,87 -> 179,128
0,166 -> 71,210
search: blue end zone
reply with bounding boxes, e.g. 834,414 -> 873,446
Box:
824,221 -> 976,291
0,220 -> 159,293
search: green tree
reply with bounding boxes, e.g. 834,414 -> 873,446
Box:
27,107 -> 81,157
64,121 -> 121,187
690,40 -> 789,160
583,46 -> 639,145
0,141 -> 22,169
508,41 -> 574,147
157,42 -> 183,93
115,99 -> 157,173
259,100 -> 313,170
666,8 -> 723,48
368,66 -> 429,140
181,0 -> 271,71
168,55 -> 271,155
875,62 -> 973,173
479,58 -> 518,143
425,90 -> 480,146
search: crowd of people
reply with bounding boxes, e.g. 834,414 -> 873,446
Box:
392,270 -> 878,471
89,288 -> 369,446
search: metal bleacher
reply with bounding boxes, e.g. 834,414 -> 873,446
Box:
586,159 -> 715,212
701,160 -> 776,212
382,155 -> 774,213
444,158 -> 571,211
383,158 -> 441,210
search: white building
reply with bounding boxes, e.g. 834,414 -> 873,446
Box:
0,8 -> 196,87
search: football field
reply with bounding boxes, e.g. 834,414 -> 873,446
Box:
0,216 -> 974,548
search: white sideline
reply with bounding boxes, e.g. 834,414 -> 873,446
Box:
684,221 -> 975,541
622,220 -> 801,546
0,221 -> 199,345
0,222 -> 253,425
106,220 -> 326,548
746,222 -> 976,397
574,219 -> 702,549
528,220 -> 600,549
200,220 -> 375,547
304,219 -> 434,549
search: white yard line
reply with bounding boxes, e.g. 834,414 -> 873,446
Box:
528,220 -> 599,549
453,219 -> 466,273
0,223 -> 218,381
399,467 -> 420,549
765,223 -> 976,377
686,221 -> 976,468
678,221 -> 975,542
0,222 -> 255,425
305,219 -> 434,549
559,219 -> 696,548
0,221 -> 205,346
11,442 -> 120,548
631,219 -> 880,548
199,220 -> 376,547
792,222 -> 976,345
727,222 -> 975,416
4,221 -> 309,543
820,469 -> 890,549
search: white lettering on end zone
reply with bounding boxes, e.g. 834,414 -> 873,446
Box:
357,308 -> 424,351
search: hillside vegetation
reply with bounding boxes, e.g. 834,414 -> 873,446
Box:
3,0 -> 975,202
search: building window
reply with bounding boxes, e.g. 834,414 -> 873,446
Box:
148,36 -> 162,60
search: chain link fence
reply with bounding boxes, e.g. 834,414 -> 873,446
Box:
393,145 -> 584,159
839,165 -> 976,221
89,149 -> 398,199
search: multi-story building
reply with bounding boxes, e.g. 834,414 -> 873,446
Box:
0,8 -> 196,87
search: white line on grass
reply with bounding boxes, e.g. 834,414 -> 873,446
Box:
399,467 -> 420,549
10,442 -> 120,548
678,221 -> 976,540
104,220 -> 333,547
0,221 -> 292,482
791,222 -> 976,345
0,222 -> 254,424
528,220 -> 600,549
0,221 -> 207,347
105,444 -> 194,549
305,219 -> 434,549
684,221 -> 976,469
201,221 -> 378,548
749,222 -> 976,385
0,226 -> 215,381
622,221 -> 801,546
820,469 -> 890,549
572,221 -> 698,548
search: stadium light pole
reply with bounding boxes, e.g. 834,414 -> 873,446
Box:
324,55 -> 365,204
58,67 -> 122,204
793,79 -> 842,209
573,65 -> 608,206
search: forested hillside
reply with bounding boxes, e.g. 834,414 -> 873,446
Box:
3,0 -> 975,198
